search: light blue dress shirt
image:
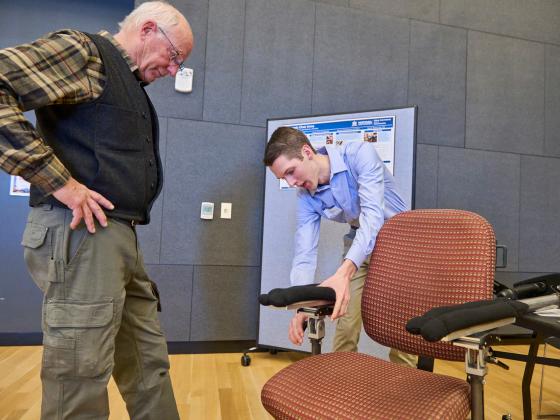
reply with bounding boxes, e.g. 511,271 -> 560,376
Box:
290,142 -> 408,285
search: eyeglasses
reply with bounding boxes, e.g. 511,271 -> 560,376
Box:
159,27 -> 185,70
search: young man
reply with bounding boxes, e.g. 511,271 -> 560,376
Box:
264,127 -> 417,365
0,2 -> 193,418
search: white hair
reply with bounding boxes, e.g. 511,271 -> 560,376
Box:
118,1 -> 183,32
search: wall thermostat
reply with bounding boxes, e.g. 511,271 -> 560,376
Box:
200,202 -> 214,219
175,67 -> 193,93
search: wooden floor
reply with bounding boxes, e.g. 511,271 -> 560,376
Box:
0,344 -> 559,419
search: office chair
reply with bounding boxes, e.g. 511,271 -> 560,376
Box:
261,209 -> 497,420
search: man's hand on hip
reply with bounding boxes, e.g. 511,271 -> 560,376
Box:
52,177 -> 114,234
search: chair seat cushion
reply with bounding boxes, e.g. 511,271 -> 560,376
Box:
262,352 -> 470,420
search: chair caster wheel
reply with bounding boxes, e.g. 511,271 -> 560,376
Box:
501,414 -> 512,420
241,354 -> 251,366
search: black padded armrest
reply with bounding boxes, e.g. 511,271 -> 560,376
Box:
406,298 -> 530,342
514,272 -> 560,288
495,273 -> 560,299
259,284 -> 336,307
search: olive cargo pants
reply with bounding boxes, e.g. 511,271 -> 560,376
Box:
21,205 -> 179,419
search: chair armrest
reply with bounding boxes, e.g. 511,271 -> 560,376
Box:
406,299 -> 530,342
495,272 -> 560,299
259,285 -> 336,309
407,293 -> 560,343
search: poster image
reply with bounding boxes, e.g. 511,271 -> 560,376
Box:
9,175 -> 30,196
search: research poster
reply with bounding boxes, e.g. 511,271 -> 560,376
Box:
278,116 -> 396,190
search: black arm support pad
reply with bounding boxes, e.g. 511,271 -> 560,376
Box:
514,272 -> 560,288
259,284 -> 336,307
495,273 -> 560,299
406,298 -> 530,342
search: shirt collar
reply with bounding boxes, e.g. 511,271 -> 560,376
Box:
318,145 -> 349,178
309,145 -> 348,196
313,184 -> 330,195
99,30 -> 138,74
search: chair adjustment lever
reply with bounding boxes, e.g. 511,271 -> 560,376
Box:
486,356 -> 509,370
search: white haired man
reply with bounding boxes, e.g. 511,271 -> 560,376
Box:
0,2 -> 193,418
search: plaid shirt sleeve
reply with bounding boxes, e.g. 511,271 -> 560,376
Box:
0,29 -> 105,194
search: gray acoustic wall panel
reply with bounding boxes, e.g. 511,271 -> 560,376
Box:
519,156 -> 560,272
414,144 -> 438,209
190,266 -> 260,341
240,0 -> 315,127
441,0 -> 560,46
408,21 -> 466,147
315,0 -> 348,7
145,264 -> 193,341
466,32 -> 544,155
143,0 -> 208,120
0,0 -> 129,44
437,147 -> 520,271
137,117 -> 168,264
350,0 -> 439,22
161,119 -> 265,266
0,115 -> 42,333
312,5 -> 409,115
0,173 -> 42,332
545,45 -> 560,157
203,0 -> 245,124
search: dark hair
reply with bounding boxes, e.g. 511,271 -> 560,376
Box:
263,127 -> 316,166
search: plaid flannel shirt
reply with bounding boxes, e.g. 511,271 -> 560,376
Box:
0,29 -> 137,194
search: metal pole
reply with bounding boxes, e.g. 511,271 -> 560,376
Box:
522,337 -> 540,420
311,339 -> 322,355
469,374 -> 485,420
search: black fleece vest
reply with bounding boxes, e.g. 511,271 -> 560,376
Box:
31,32 -> 162,224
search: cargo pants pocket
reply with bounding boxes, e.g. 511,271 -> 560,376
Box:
21,222 -> 53,293
43,300 -> 115,378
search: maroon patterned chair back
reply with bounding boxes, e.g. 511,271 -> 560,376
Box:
363,209 -> 496,361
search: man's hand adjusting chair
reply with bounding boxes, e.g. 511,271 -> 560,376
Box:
259,209 -> 501,420
260,285 -> 336,355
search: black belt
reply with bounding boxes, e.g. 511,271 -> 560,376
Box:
112,217 -> 137,228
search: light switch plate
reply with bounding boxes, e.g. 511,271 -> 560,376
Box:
221,202 -> 232,219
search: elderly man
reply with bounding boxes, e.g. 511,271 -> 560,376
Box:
0,1 -> 193,418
